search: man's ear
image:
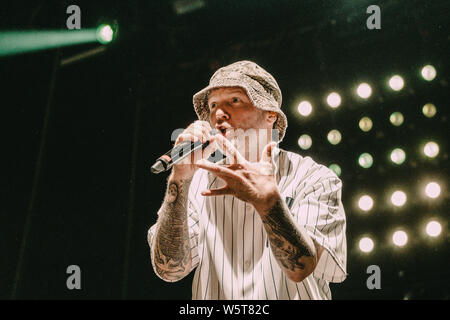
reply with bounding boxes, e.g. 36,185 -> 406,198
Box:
266,111 -> 278,126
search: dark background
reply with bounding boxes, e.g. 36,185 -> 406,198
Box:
0,0 -> 448,299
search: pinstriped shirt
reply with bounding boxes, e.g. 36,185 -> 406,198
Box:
148,147 -> 347,300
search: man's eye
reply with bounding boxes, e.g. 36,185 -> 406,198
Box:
232,97 -> 240,103
210,103 -> 216,109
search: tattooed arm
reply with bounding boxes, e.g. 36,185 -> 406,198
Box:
258,194 -> 323,282
150,173 -> 193,282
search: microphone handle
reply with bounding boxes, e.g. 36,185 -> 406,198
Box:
151,139 -> 211,174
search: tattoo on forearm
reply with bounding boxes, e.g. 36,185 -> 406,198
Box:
153,177 -> 193,281
261,199 -> 313,274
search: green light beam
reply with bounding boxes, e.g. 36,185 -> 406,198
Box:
0,29 -> 101,57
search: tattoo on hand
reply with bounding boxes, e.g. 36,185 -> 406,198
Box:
261,199 -> 313,273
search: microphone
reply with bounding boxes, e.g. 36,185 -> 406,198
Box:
150,130 -> 217,174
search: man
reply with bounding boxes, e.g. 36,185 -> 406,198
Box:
148,60 -> 347,299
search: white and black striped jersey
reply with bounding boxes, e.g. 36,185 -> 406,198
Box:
148,147 -> 347,300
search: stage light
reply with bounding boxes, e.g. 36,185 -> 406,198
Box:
327,129 -> 342,145
390,112 -> 404,126
425,182 -> 441,199
422,103 -> 437,118
392,230 -> 408,247
358,153 -> 373,168
391,191 -> 407,207
356,83 -> 372,99
359,117 -> 373,132
358,195 -> 374,212
298,134 -> 312,150
423,141 -> 439,158
96,24 -> 114,44
359,237 -> 374,253
327,92 -> 341,108
329,164 -> 341,177
426,220 -> 442,237
297,101 -> 312,117
421,65 -> 437,81
389,75 -> 404,91
390,148 -> 406,165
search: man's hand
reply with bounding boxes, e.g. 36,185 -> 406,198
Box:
172,120 -> 217,180
196,134 -> 280,214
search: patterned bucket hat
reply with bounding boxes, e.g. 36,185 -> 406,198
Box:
193,60 -> 288,141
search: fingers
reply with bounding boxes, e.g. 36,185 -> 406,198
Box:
175,120 -> 212,146
190,120 -> 213,140
175,133 -> 197,145
201,185 -> 231,197
195,158 -> 235,177
213,133 -> 246,164
260,141 -> 277,164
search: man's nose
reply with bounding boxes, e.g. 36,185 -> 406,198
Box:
215,107 -> 229,121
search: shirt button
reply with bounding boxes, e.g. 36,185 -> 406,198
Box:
245,260 -> 251,269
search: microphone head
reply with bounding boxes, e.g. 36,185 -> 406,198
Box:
150,161 -> 165,174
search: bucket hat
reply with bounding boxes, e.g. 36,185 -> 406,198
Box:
193,60 -> 288,141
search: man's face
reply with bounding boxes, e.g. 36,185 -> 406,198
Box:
208,87 -> 270,139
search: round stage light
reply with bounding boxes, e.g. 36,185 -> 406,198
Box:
96,24 -> 114,44
358,195 -> 374,212
329,164 -> 341,177
359,117 -> 373,132
392,230 -> 408,247
391,191 -> 407,207
422,103 -> 436,118
426,221 -> 442,237
358,153 -> 373,168
390,112 -> 404,126
423,141 -> 439,158
421,65 -> 437,81
297,101 -> 312,117
327,129 -> 342,145
422,103 -> 437,118
298,134 -> 312,150
327,92 -> 341,108
357,83 -> 372,99
359,237 -> 374,253
425,182 -> 441,199
389,75 -> 404,91
390,148 -> 406,165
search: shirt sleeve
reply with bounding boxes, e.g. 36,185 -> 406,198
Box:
147,173 -> 202,281
289,163 -> 347,283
